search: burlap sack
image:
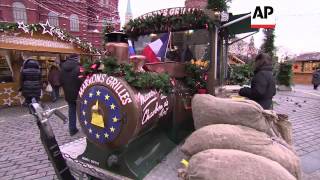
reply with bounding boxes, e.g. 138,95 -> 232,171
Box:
187,149 -> 296,180
233,98 -> 264,111
276,114 -> 293,145
181,124 -> 301,179
262,110 -> 283,137
192,94 -> 269,133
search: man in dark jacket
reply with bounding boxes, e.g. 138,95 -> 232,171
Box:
48,65 -> 61,102
20,59 -> 42,104
312,68 -> 320,90
60,54 -> 82,136
181,46 -> 194,62
239,53 -> 276,109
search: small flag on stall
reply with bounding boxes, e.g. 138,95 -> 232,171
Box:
128,40 -> 136,56
142,33 -> 169,63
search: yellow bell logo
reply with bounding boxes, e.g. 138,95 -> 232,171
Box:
91,101 -> 105,128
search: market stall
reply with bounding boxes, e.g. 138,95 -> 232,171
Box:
48,5 -> 259,179
0,21 -> 99,107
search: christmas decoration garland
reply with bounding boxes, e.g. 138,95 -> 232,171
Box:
184,59 -> 209,94
80,57 -> 173,93
124,9 -> 212,38
0,21 -> 99,54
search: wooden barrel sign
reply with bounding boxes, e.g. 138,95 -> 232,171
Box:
77,74 -> 172,149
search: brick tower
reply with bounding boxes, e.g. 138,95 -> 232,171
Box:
125,0 -> 133,24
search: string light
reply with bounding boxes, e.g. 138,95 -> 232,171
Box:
30,0 -> 119,25
26,0 -> 120,26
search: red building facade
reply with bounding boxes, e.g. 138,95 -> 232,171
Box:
0,0 -> 120,49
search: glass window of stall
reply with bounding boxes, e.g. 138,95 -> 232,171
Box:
0,50 -> 13,83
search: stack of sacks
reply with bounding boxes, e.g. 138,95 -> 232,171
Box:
192,94 -> 293,145
180,94 -> 300,180
187,149 -> 296,180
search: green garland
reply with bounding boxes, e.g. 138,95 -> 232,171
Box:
124,9 -> 212,38
81,57 -> 172,93
184,61 -> 208,94
0,22 -> 99,54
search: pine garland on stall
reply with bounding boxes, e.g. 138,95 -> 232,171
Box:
0,22 -> 99,54
80,57 -> 173,94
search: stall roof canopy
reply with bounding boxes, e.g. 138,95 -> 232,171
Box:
124,8 -> 258,38
124,7 -> 211,38
0,22 -> 100,55
224,13 -> 259,35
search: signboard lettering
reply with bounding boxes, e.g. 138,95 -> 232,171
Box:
139,7 -> 197,19
79,74 -> 132,106
142,94 -> 169,125
137,91 -> 158,106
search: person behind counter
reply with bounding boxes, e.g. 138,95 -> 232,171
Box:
239,53 -> 276,110
48,65 -> 61,102
60,54 -> 83,136
20,59 -> 42,105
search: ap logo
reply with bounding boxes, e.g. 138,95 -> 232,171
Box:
251,1 -> 276,29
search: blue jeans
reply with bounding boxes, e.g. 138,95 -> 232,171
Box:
68,101 -> 77,132
51,86 -> 60,101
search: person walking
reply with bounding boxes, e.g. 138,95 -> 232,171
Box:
239,53 -> 276,110
48,65 -> 61,102
60,54 -> 83,136
312,68 -> 320,90
20,59 -> 42,105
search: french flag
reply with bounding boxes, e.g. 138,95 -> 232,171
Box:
128,40 -> 136,56
142,33 -> 170,63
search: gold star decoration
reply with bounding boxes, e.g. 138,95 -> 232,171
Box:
84,100 -> 87,105
112,116 -> 119,123
96,133 -> 100,139
104,133 -> 109,139
110,103 -> 116,110
110,126 -> 115,133
89,128 -> 92,134
96,90 -> 101,96
105,94 -> 110,100
89,93 -> 93,98
82,111 -> 86,116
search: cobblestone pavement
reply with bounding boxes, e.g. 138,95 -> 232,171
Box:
0,86 -> 320,180
275,85 -> 320,180
0,99 -> 85,180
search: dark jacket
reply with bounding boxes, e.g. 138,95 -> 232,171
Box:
20,59 -> 42,99
239,65 -> 276,109
60,57 -> 82,103
312,69 -> 320,85
48,66 -> 61,87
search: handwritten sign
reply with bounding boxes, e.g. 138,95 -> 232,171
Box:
141,94 -> 169,126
